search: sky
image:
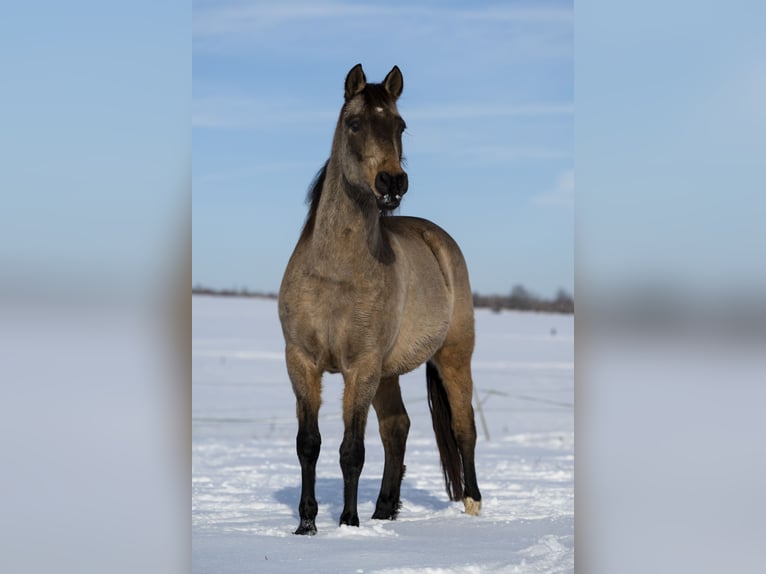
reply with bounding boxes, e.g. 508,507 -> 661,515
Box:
192,0 -> 574,297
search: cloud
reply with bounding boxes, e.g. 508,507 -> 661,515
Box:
194,2 -> 573,40
194,3 -> 388,38
406,103 -> 574,122
195,161 -> 320,185
533,169 -> 574,208
460,6 -> 573,23
406,142 -> 571,166
193,94 -> 572,131
466,146 -> 571,162
192,96 -> 335,129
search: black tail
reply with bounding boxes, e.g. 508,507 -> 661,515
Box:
426,361 -> 464,501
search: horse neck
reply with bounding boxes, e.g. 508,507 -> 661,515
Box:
309,159 -> 388,269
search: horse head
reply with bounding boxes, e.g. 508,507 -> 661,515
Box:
334,64 -> 409,211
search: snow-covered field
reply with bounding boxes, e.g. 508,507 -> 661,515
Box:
192,295 -> 573,573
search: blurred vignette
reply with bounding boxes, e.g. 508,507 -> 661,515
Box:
0,2 -> 189,574
576,2 -> 766,573
2,1 -> 765,573
0,207 -> 190,574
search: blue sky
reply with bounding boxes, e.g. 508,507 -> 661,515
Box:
193,0 -> 573,297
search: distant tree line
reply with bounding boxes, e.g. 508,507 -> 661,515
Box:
473,285 -> 574,314
193,283 -> 573,314
192,285 -> 277,299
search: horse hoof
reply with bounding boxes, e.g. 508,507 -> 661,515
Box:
371,508 -> 398,520
339,512 -> 360,527
294,519 -> 317,535
464,497 -> 481,516
372,499 -> 401,520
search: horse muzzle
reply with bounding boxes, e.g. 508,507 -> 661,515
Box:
375,171 -> 408,210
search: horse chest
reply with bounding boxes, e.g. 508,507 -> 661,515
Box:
381,308 -> 451,375
282,282 -> 398,372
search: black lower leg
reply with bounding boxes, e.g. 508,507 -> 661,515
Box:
295,421 -> 321,535
371,377 -> 410,520
372,419 -> 409,519
339,430 -> 365,527
372,462 -> 406,519
458,424 -> 481,502
461,451 -> 481,502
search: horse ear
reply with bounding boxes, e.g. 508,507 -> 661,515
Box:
345,64 -> 366,101
383,66 -> 403,100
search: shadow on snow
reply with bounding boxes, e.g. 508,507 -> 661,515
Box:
274,476 -> 451,521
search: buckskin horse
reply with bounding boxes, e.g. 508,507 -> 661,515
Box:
279,64 -> 481,535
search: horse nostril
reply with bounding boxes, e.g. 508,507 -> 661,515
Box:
375,172 -> 392,194
397,173 -> 408,195
376,171 -> 408,198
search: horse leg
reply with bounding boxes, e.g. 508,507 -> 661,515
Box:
286,345 -> 323,535
430,348 -> 482,515
371,375 -> 410,520
338,368 -> 379,527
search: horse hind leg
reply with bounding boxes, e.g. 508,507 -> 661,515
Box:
371,375 -> 410,520
427,350 -> 482,515
286,345 -> 323,535
338,367 -> 380,527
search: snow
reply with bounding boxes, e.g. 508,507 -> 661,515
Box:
193,295 -> 573,573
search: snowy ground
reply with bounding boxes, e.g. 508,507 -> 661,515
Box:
192,295 -> 573,573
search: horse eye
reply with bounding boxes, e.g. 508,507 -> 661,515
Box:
347,118 -> 361,133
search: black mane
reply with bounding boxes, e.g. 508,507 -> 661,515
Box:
299,160 -> 328,243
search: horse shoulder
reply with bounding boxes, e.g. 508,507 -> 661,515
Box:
385,216 -> 468,291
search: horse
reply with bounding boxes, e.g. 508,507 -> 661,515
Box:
278,64 -> 482,535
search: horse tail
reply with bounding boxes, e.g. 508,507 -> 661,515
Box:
426,361 -> 464,501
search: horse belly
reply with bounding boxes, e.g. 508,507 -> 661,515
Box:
380,233 -> 457,376
381,305 -> 451,376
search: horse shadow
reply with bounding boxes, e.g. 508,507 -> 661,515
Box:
274,476 -> 450,521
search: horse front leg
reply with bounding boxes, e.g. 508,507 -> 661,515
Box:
371,375 -> 410,520
286,346 -> 323,535
338,368 -> 379,527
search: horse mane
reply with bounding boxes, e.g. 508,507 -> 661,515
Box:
299,160 -> 329,243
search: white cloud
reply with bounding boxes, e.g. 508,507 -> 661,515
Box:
194,2 -> 573,39
406,103 -> 573,122
533,169 -> 574,208
467,145 -> 571,162
192,96 -> 335,129
199,159 -> 320,180
194,3 -> 388,38
193,95 -> 572,131
460,5 -> 574,23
